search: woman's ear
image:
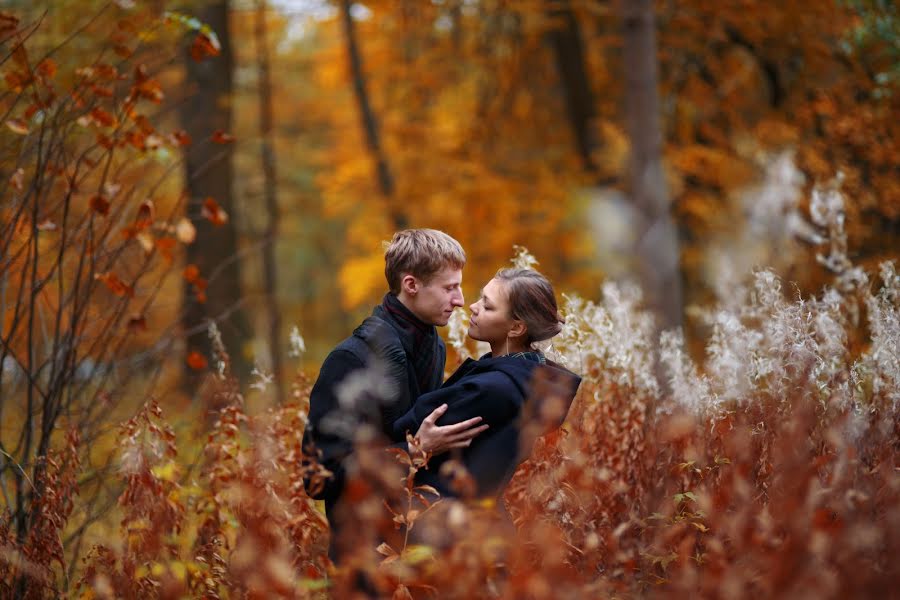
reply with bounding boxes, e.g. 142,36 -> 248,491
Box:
508,319 -> 527,340
400,274 -> 418,296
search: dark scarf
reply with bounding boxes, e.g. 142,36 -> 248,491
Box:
373,293 -> 443,394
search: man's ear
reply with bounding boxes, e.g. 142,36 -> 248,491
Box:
400,274 -> 418,296
508,319 -> 527,340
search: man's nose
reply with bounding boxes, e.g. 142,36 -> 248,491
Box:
452,291 -> 464,307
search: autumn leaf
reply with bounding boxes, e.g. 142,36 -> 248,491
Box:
201,197 -> 228,225
211,130 -> 235,144
135,200 -> 154,228
95,272 -> 134,297
89,195 -> 111,216
6,118 -> 29,135
186,351 -> 208,371
190,32 -> 220,61
169,130 -> 191,147
183,264 -> 200,283
155,236 -> 176,261
36,58 -> 57,79
376,542 -> 399,565
90,107 -> 117,128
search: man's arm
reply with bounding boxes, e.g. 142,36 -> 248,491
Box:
415,403 -> 488,454
302,349 -> 365,504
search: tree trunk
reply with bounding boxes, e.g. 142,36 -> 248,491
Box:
180,0 -> 252,388
340,0 -> 407,230
254,0 -> 284,403
620,0 -> 683,334
547,0 -> 597,173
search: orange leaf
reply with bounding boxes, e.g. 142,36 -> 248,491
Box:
170,130 -> 191,147
135,200 -> 154,228
211,130 -> 234,144
155,236 -> 176,251
4,71 -> 32,92
186,351 -> 208,371
132,114 -> 153,134
90,107 -> 117,127
95,272 -> 134,297
183,264 -> 200,283
201,197 -> 228,225
136,79 -> 163,103
6,118 -> 28,135
89,195 -> 111,216
36,58 -> 57,79
195,290 -> 207,304
190,33 -> 220,62
96,133 -> 115,149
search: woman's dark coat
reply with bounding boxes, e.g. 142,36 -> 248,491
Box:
392,354 -> 581,498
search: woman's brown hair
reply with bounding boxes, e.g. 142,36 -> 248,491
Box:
495,268 -> 565,347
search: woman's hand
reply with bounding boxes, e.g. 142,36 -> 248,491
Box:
415,404 -> 488,455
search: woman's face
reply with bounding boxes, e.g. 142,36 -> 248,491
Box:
467,278 -> 516,346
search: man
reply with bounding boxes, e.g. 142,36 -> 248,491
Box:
302,229 -> 487,558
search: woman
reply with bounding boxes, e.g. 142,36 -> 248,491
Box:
392,268 -> 581,498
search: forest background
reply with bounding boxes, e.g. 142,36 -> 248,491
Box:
1,0 -> 898,597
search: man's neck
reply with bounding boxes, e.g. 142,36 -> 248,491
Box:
394,293 -> 428,326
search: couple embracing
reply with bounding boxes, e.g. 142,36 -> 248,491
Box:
302,229 -> 581,559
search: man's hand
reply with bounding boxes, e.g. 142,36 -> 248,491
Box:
415,404 -> 488,455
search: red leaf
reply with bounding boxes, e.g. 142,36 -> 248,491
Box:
211,130 -> 234,144
36,58 -> 57,79
135,200 -> 154,228
89,195 -> 111,216
90,107 -> 117,127
170,130 -> 191,147
95,272 -> 134,297
183,264 -> 200,283
190,33 -> 220,62
201,197 -> 228,225
186,351 -> 208,371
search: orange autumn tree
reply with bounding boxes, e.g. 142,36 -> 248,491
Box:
0,4 -> 241,595
294,0 -> 897,344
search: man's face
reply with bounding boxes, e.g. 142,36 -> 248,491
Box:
405,267 -> 464,326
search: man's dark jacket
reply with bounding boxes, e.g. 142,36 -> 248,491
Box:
301,294 -> 446,526
392,353 -> 581,498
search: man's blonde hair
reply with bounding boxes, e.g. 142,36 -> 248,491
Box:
384,229 -> 466,294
